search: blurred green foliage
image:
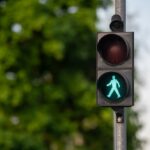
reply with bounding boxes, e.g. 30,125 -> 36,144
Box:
0,0 -> 141,149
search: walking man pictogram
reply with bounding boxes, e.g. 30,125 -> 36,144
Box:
106,75 -> 121,98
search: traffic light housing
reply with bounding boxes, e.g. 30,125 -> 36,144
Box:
96,32 -> 134,107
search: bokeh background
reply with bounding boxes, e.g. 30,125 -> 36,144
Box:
0,0 -> 146,149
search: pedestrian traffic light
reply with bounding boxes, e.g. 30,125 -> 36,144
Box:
96,32 -> 134,107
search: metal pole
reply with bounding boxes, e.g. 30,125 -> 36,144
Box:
113,107 -> 126,150
113,0 -> 126,150
115,0 -> 126,30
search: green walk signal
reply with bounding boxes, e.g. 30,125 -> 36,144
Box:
107,75 -> 121,99
96,32 -> 134,107
97,72 -> 128,102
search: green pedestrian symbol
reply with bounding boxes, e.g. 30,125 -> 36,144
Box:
106,75 -> 121,98
97,72 -> 128,102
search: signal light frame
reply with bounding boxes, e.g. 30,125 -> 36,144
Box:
96,32 -> 133,70
96,32 -> 134,107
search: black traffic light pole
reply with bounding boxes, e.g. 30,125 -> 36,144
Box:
112,0 -> 127,150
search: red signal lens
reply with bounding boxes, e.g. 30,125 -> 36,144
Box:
97,34 -> 129,65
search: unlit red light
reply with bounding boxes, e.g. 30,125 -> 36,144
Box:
97,34 -> 129,65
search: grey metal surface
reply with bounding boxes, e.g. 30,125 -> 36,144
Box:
114,0 -> 127,150
115,0 -> 126,29
114,108 -> 127,150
